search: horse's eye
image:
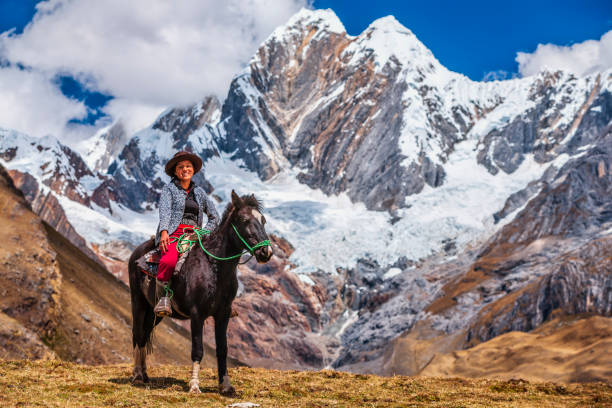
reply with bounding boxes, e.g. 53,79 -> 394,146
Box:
262,217 -> 266,225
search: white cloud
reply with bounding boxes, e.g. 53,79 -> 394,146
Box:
0,65 -> 86,137
0,0 -> 308,138
517,30 -> 612,77
102,98 -> 167,138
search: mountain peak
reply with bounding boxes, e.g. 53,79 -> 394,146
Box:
266,8 -> 346,46
366,15 -> 413,36
343,14 -> 447,80
76,121 -> 128,173
287,8 -> 346,34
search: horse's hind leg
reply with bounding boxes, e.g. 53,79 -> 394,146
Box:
131,291 -> 157,384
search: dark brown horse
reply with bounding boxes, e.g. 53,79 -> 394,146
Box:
128,190 -> 273,394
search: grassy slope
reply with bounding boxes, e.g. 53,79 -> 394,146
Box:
0,360 -> 610,408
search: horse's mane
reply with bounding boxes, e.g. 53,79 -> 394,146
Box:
212,193 -> 263,237
242,194 -> 264,213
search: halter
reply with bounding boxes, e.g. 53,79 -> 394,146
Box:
170,224 -> 271,262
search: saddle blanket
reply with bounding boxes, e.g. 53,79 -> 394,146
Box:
136,232 -> 196,277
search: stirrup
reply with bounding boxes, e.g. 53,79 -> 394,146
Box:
155,280 -> 173,317
154,296 -> 172,317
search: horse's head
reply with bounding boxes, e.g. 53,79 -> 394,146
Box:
229,190 -> 273,263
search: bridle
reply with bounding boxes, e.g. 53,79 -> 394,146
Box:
170,224 -> 271,262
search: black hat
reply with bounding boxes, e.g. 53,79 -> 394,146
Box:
164,151 -> 203,177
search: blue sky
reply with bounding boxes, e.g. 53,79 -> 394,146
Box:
0,0 -> 39,35
0,0 -> 610,138
313,0 -> 612,80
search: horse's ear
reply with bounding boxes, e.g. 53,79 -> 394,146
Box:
231,190 -> 242,208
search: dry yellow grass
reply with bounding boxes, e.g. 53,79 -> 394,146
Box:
1,360 -> 610,407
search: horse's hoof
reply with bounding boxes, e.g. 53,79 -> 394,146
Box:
189,379 -> 201,394
130,375 -> 144,385
219,376 -> 236,397
219,384 -> 236,396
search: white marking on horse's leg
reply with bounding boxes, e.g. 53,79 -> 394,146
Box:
189,361 -> 201,393
251,209 -> 263,224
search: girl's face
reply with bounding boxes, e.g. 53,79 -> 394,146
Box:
174,160 -> 194,182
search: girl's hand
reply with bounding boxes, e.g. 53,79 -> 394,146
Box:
160,230 -> 169,253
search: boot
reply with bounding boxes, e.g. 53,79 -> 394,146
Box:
154,280 -> 172,317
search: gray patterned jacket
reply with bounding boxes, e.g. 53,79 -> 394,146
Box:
155,179 -> 220,245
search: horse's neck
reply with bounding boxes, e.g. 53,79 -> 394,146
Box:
207,221 -> 241,268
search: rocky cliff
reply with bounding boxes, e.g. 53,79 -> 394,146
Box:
0,164 -> 61,347
338,125 -> 612,374
221,235 -> 343,369
8,169 -> 101,263
465,128 -> 612,345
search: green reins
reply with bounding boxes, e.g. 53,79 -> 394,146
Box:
169,224 -> 271,262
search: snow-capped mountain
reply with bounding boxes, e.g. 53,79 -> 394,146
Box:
218,9 -> 610,214
75,121 -> 129,174
0,128 -> 106,262
0,128 -> 100,205
99,96 -> 220,213
0,8 -> 610,372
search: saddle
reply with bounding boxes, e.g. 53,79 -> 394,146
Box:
136,232 -> 197,278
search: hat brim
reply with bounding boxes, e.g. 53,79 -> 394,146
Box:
165,153 -> 203,177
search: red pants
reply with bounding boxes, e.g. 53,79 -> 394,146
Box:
158,224 -> 191,282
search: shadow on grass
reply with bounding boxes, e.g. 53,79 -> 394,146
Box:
109,376 -> 224,394
110,376 -> 188,390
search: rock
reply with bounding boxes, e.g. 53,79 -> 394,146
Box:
8,170 -> 102,265
0,312 -> 56,360
466,237 -> 612,346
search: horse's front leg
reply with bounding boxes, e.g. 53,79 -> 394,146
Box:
189,314 -> 205,393
215,312 -> 235,396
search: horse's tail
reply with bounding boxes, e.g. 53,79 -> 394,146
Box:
128,238 -> 158,355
